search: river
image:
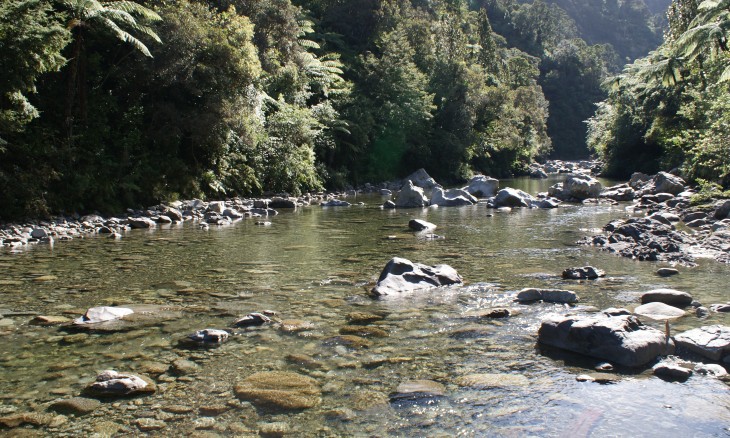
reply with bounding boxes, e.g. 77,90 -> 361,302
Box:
0,176 -> 728,436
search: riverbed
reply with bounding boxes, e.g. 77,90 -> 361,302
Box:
0,176 -> 728,436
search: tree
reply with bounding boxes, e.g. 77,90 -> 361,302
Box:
0,0 -> 69,139
58,0 -> 161,134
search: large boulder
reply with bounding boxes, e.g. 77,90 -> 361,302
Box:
640,289 -> 693,307
395,181 -> 429,208
430,187 -> 475,207
371,257 -> 462,296
234,371 -> 321,410
653,172 -> 686,195
408,219 -> 436,231
463,175 -> 499,198
549,175 -> 603,201
538,312 -> 671,367
493,188 -> 534,208
402,169 -> 438,190
674,325 -> 730,361
127,217 -> 156,229
714,200 -> 730,220
84,370 -> 156,398
562,266 -> 605,280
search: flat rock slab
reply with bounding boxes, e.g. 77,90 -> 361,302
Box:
49,397 -> 101,415
371,257 -> 462,296
674,325 -> 730,361
455,373 -> 528,388
538,313 -> 670,367
391,380 -> 446,401
517,288 -> 578,304
634,302 -> 686,320
653,359 -> 692,381
234,371 -> 321,411
640,289 -> 693,307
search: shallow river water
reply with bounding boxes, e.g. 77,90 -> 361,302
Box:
0,177 -> 728,437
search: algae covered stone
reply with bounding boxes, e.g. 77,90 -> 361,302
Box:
234,371 -> 321,410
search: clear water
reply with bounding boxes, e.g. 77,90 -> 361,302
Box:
0,176 -> 728,436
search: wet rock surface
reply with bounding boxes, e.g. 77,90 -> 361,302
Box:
516,288 -> 578,304
538,312 -> 671,367
84,370 -> 156,398
674,325 -> 730,361
371,257 -> 462,296
234,371 -> 322,411
640,289 -> 693,307
562,266 -> 605,280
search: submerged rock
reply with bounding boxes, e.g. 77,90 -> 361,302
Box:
84,370 -> 156,398
185,329 -> 230,345
516,288 -> 578,304
371,257 -> 462,296
674,325 -> 730,361
656,268 -> 680,277
390,380 -> 445,401
232,313 -> 271,328
234,371 -> 321,410
538,312 -> 671,367
455,373 -> 528,388
49,397 -> 101,416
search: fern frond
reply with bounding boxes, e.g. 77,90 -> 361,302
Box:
98,16 -> 153,57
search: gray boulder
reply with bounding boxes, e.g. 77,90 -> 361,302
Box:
162,208 -> 183,222
30,228 -> 49,239
550,175 -> 603,201
403,169 -> 438,190
493,188 -> 535,208
653,357 -> 692,381
222,208 -> 244,219
674,325 -> 730,361
656,268 -> 679,277
207,201 -> 226,214
382,200 -> 396,209
714,200 -> 730,220
516,288 -> 578,304
430,187 -> 475,207
535,197 -> 561,209
654,172 -> 686,195
640,289 -> 693,307
395,181 -> 429,208
127,217 -> 156,229
269,197 -> 297,209
371,257 -> 462,296
538,312 -> 671,367
463,175 -> 499,198
186,329 -> 230,344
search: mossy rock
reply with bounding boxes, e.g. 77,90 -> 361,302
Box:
234,371 -> 321,411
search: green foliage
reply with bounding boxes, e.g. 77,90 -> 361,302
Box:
0,0 -> 69,136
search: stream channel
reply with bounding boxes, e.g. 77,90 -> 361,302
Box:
0,176 -> 728,436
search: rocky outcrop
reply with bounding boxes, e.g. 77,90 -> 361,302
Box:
674,325 -> 730,361
395,181 -> 429,208
430,188 -> 475,207
578,217 -> 696,266
371,257 -> 462,296
463,175 -> 499,198
492,188 -> 535,208
538,312 -> 671,367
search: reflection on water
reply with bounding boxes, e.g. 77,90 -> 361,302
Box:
0,177 -> 728,436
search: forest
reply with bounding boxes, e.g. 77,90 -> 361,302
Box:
0,0 -> 700,218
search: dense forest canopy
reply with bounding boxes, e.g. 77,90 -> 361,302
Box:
588,0 -> 730,185
0,0 -> 673,218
